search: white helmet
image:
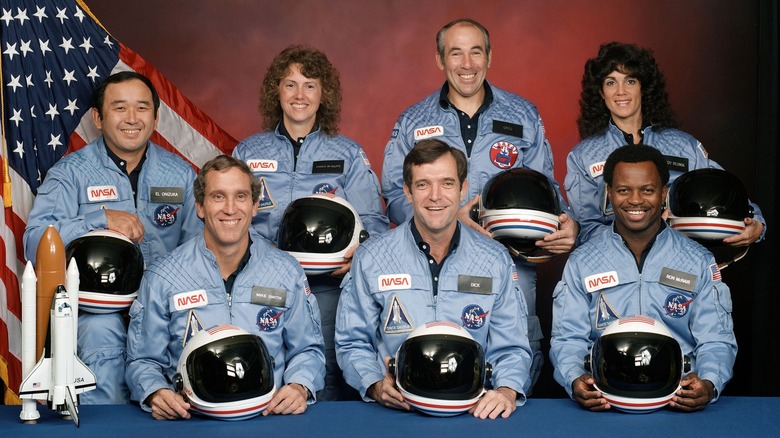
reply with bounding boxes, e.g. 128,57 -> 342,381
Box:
65,230 -> 144,313
478,168 -> 561,263
174,324 -> 275,420
388,321 -> 491,417
277,194 -> 369,275
585,316 -> 691,413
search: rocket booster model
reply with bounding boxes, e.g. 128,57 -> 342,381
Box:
19,226 -> 96,426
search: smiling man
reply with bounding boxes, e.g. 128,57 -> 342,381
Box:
550,145 -> 737,412
337,139 -> 532,419
125,155 -> 325,419
381,19 -> 578,387
23,71 -> 202,404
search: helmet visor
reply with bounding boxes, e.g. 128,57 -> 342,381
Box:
591,332 -> 683,399
186,335 -> 274,403
396,334 -> 486,401
277,198 -> 356,253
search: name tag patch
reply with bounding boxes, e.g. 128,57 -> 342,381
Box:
584,271 -> 619,293
659,267 -> 697,292
492,120 -> 523,138
664,155 -> 689,173
378,274 -> 411,291
150,187 -> 183,203
87,185 -> 118,202
312,160 -> 344,174
457,275 -> 492,294
251,287 -> 287,307
173,290 -> 208,311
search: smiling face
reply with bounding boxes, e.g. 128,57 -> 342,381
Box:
196,167 -> 259,254
607,161 -> 667,239
278,63 -> 322,136
403,152 -> 467,242
92,78 -> 158,159
436,22 -> 491,109
601,70 -> 643,131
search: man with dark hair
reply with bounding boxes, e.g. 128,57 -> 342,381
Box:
23,71 -> 201,404
337,139 -> 532,419
550,144 -> 737,412
126,155 -> 325,420
382,19 -> 577,386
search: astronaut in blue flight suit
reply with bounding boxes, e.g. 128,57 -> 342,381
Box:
550,145 -> 737,412
125,155 -> 325,419
232,46 -> 387,401
565,41 -> 765,244
337,140 -> 533,420
23,72 -> 201,404
381,18 -> 577,387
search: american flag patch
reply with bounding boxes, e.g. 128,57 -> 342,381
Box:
512,271 -> 519,282
304,280 -> 311,295
710,264 -> 722,281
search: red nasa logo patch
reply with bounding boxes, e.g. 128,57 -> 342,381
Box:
489,141 -> 518,169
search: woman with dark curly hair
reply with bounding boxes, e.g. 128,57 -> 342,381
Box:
233,45 -> 388,401
565,41 -> 764,245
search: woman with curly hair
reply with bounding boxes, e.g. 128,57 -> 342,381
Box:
564,41 -> 764,245
233,45 -> 388,401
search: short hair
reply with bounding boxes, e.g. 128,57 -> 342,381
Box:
92,71 -> 160,119
194,155 -> 262,204
436,18 -> 491,59
603,144 -> 670,186
577,42 -> 676,139
403,139 -> 468,188
259,45 -> 342,135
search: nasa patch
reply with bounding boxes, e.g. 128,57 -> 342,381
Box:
173,290 -> 208,311
384,294 -> 413,334
461,304 -> 488,330
87,185 -> 119,202
257,177 -> 275,210
312,183 -> 337,195
663,293 -> 693,318
413,125 -> 444,141
391,128 -> 399,139
247,159 -> 278,173
489,141 -> 518,169
589,161 -> 606,178
256,307 -> 283,332
153,204 -> 179,227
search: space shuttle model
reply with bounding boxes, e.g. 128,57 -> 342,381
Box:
18,225 -> 96,426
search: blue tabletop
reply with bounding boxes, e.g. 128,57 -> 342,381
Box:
2,397 -> 778,437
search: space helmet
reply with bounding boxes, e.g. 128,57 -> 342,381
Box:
667,168 -> 752,240
667,168 -> 753,268
388,321 -> 492,417
585,316 -> 691,413
174,324 -> 275,421
478,168 -> 561,262
65,230 -> 144,313
277,194 -> 369,275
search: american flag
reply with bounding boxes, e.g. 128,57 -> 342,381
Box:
0,0 -> 237,399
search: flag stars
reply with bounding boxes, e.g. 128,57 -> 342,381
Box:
20,39 -> 33,57
74,7 -> 85,22
39,39 -> 51,56
25,74 -> 34,86
64,99 -> 79,115
79,37 -> 93,53
87,66 -> 100,82
103,35 -> 114,48
14,7 -> 29,25
3,41 -> 19,60
63,69 -> 77,86
7,74 -> 22,92
56,7 -> 68,24
33,6 -> 47,22
60,37 -> 74,54
9,109 -> 23,126
48,133 -> 63,151
1,8 -> 13,25
45,103 -> 59,119
14,141 -> 25,159
44,70 -> 54,87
